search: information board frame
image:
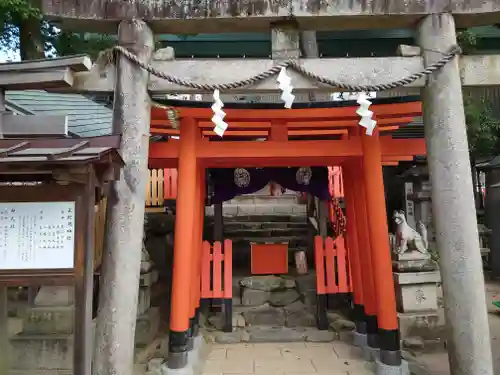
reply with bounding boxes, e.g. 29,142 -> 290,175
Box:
0,184 -> 85,285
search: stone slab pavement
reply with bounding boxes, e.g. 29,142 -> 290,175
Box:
201,341 -> 375,375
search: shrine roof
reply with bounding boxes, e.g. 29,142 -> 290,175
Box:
0,135 -> 123,169
5,91 -> 113,137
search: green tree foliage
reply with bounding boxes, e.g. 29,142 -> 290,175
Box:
465,97 -> 500,159
0,0 -> 115,60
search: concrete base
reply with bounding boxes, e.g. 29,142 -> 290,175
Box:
163,335 -> 209,375
375,359 -> 410,375
352,331 -> 367,347
162,365 -> 193,375
361,345 -> 380,362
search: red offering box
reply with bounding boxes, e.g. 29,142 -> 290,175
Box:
250,243 -> 289,275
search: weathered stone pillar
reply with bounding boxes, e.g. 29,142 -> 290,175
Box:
93,19 -> 154,375
418,13 -> 493,375
0,286 -> 7,375
0,89 -> 7,375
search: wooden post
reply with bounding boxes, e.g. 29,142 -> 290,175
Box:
418,14 -> 493,375
214,203 -> 223,242
168,117 -> 199,370
0,88 -> 7,375
342,165 -> 366,341
351,159 -> 378,351
361,130 -> 400,367
189,163 -> 205,345
74,169 -> 96,375
93,19 -> 154,375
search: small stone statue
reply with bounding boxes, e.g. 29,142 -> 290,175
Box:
393,210 -> 429,255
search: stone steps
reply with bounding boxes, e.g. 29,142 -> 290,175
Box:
220,215 -> 308,223
206,204 -> 306,217
223,221 -> 308,230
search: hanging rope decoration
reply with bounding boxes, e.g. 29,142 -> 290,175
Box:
109,44 -> 461,137
331,198 -> 347,239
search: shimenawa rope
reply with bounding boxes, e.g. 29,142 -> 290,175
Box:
109,44 -> 461,93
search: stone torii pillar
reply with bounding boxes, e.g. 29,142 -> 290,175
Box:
93,19 -> 154,375
418,14 -> 493,375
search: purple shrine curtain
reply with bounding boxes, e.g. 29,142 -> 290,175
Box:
209,167 -> 330,204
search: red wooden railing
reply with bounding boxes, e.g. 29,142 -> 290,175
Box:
145,168 -> 178,206
314,236 -> 349,294
201,240 -> 233,299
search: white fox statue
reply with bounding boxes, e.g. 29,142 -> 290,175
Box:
392,210 -> 429,255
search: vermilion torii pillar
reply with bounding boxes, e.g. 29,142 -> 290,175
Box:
342,165 -> 366,347
168,117 -> 199,370
361,130 -> 401,369
351,159 -> 379,358
188,164 -> 206,350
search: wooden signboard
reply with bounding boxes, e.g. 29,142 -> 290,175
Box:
0,185 -> 86,285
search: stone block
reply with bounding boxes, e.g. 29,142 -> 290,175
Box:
214,330 -> 247,344
304,329 -> 336,342
241,288 -> 269,306
237,204 -> 257,215
8,317 -> 23,337
394,272 -> 440,313
138,287 -> 151,316
136,307 -> 160,346
330,318 -> 356,332
239,275 -> 295,291
397,310 -> 446,340
243,306 -> 285,326
23,306 -> 74,334
247,326 -> 305,342
285,309 -> 316,327
10,334 -> 73,370
268,289 -> 300,307
34,286 -> 74,307
397,44 -> 421,57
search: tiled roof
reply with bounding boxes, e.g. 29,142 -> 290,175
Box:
5,90 -> 112,137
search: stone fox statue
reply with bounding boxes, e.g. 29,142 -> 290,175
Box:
393,210 -> 429,255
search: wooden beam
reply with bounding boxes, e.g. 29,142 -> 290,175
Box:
169,102 -> 421,121
56,54 -> 500,94
288,129 -> 347,136
379,137 -> 426,156
286,117 -> 413,129
0,55 -> 91,72
202,130 -> 268,137
41,0 -> 500,34
148,137 -> 426,166
2,114 -> 68,136
0,69 -> 74,90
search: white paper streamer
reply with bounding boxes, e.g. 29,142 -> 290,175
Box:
277,67 -> 295,109
356,93 -> 377,135
211,89 -> 228,137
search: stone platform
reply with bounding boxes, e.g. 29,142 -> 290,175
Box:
200,341 -> 376,375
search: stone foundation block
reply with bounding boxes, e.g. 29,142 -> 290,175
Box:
34,286 -> 74,307
242,306 -> 285,326
22,306 -> 74,335
247,326 -> 305,342
393,272 -> 440,313
10,334 -> 73,370
397,310 -> 445,339
241,289 -> 269,306
138,287 -> 152,316
136,307 -> 160,345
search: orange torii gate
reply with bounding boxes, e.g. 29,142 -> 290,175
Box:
147,97 -> 425,362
